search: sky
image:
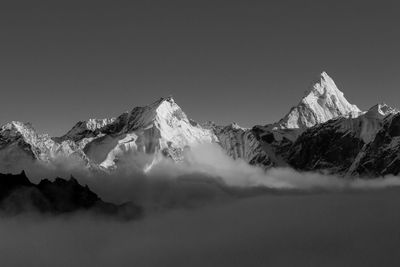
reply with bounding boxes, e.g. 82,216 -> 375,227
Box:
0,0 -> 399,136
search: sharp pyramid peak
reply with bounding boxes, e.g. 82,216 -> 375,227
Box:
302,71 -> 360,110
303,71 -> 343,98
320,71 -> 333,81
131,96 -> 180,116
126,96 -> 175,113
278,71 -> 362,130
142,96 -> 180,114
119,96 -> 187,131
149,95 -> 176,107
151,96 -> 188,121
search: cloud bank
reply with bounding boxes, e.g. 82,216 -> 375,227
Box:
1,142 -> 396,212
2,143 -> 400,266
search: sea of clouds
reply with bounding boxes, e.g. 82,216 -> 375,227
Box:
2,143 -> 400,266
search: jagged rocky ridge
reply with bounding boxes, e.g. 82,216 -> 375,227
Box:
0,171 -> 142,218
288,103 -> 399,176
0,72 -> 399,177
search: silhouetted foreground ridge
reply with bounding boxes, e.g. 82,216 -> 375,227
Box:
0,171 -> 142,219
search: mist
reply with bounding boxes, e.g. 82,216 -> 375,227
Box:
2,188 -> 400,267
4,142 -> 399,211
2,143 -> 400,266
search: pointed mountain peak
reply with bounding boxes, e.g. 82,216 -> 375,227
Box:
151,96 -> 188,121
106,96 -> 187,133
135,96 -> 180,117
278,71 -> 362,130
366,103 -> 399,118
60,96 -> 188,140
141,96 -> 184,119
304,71 -> 343,98
320,71 -> 332,82
149,96 -> 176,108
160,95 -> 175,103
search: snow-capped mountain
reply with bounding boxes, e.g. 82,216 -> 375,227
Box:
0,97 -> 217,173
212,72 -> 399,176
60,97 -> 217,170
288,103 -> 399,175
219,71 -> 363,168
0,121 -> 91,172
0,71 -> 399,177
276,71 -> 362,130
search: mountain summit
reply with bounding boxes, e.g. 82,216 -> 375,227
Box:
0,72 -> 398,177
60,96 -> 217,170
277,72 -> 361,130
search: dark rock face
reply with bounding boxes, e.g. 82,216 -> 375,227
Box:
211,123 -> 275,168
288,121 -> 365,174
251,126 -> 298,167
285,112 -> 400,177
36,177 -> 101,212
0,171 -> 32,201
0,171 -> 143,219
353,114 -> 400,177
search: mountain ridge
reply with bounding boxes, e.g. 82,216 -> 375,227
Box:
1,72 -> 398,177
0,171 -> 142,218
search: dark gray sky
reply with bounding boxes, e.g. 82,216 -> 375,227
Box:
0,0 -> 399,136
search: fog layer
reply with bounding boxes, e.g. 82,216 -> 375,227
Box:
2,188 -> 400,267
10,143 -> 400,210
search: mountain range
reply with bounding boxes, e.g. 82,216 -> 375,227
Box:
1,71 -> 399,178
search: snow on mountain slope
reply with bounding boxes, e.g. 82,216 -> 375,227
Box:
202,72 -> 365,170
366,103 -> 399,118
276,72 -> 362,130
1,71 -> 397,177
217,72 -> 362,170
224,72 -> 364,170
288,103 -> 399,174
0,121 -> 58,161
355,103 -> 398,143
349,111 -> 400,176
55,118 -> 116,150
64,97 -> 218,170
207,122 -> 274,168
58,118 -> 115,142
0,121 -> 92,172
0,122 -> 38,171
